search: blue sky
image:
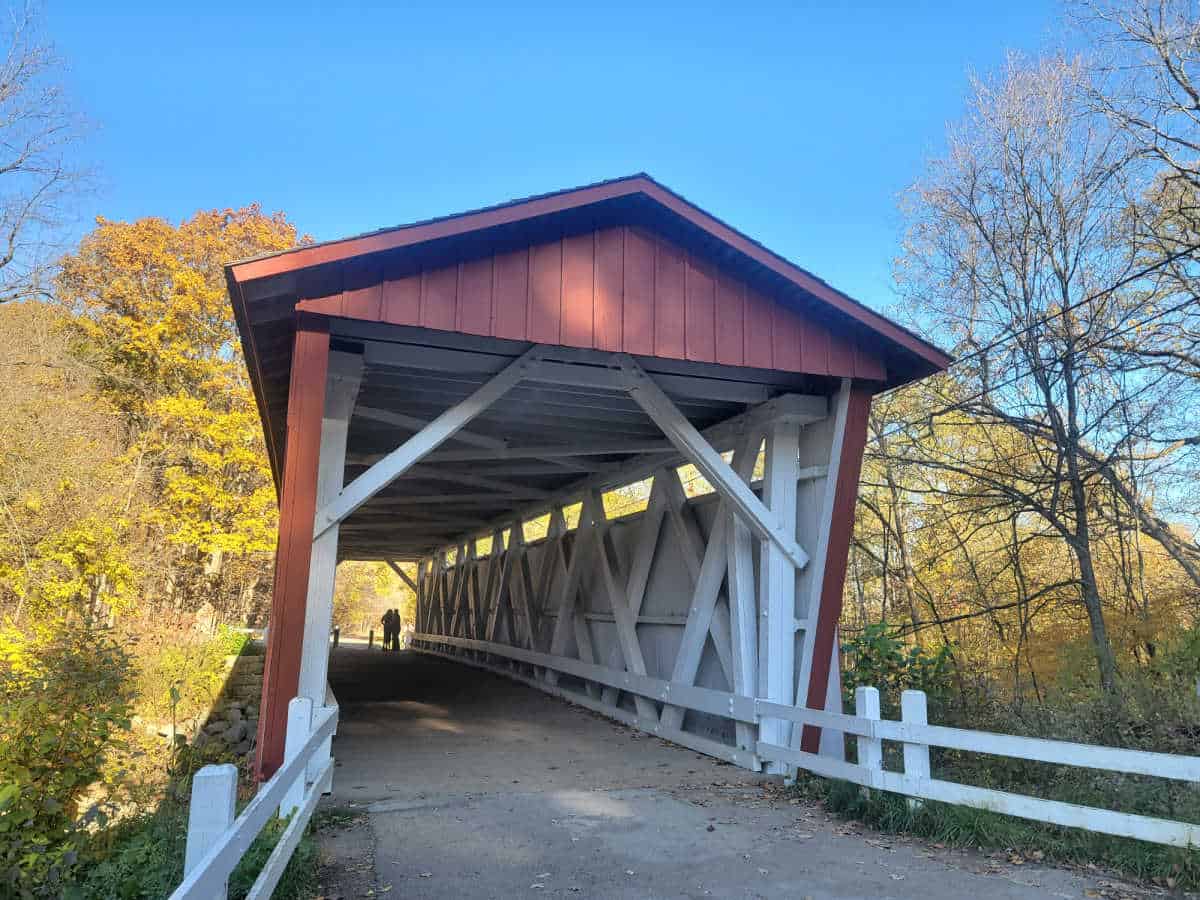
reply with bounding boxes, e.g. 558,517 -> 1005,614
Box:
49,1 -> 1061,314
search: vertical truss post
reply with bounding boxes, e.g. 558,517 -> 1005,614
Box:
297,352 -> 362,783
757,415 -> 801,766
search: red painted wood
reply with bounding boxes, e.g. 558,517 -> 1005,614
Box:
341,258 -> 381,320
714,275 -> 745,367
800,383 -> 873,754
229,175 -> 952,377
560,232 -> 595,348
594,228 -> 623,351
382,270 -> 420,325
654,240 -> 685,358
528,240 -> 562,344
284,225 -> 894,382
743,288 -> 774,369
420,266 -> 457,331
255,317 -> 330,779
622,227 -> 655,356
492,249 -> 529,341
684,257 -> 716,362
772,297 -> 804,371
457,257 -> 494,336
826,329 -> 855,377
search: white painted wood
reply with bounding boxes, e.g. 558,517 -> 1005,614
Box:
591,488 -> 658,722
244,758 -> 333,900
901,689 -> 929,810
545,493 -> 602,686
854,687 -> 883,777
169,705 -> 336,900
660,432 -> 759,731
297,354 -> 360,779
417,643 -> 759,769
756,738 -> 1200,849
757,417 -> 801,762
280,696 -> 312,817
792,379 -> 851,751
385,560 -> 418,593
421,440 -> 677,463
600,478 -> 666,706
184,764 -> 238,900
315,347 -> 542,534
621,355 -> 810,570
415,632 -> 757,723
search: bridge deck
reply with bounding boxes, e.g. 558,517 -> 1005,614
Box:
322,644 -> 1130,899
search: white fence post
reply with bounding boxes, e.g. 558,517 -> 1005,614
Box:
280,696 -> 312,817
185,764 -> 238,900
900,689 -> 930,809
854,686 -> 882,792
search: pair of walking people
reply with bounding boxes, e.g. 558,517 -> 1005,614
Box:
380,608 -> 402,650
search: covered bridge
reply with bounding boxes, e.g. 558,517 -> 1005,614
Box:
226,174 -> 951,779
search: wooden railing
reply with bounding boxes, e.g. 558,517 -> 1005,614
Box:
757,686 -> 1200,849
416,634 -> 1200,849
168,693 -> 338,900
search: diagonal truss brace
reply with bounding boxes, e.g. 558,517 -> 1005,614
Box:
313,346 -> 543,538
618,354 -> 811,571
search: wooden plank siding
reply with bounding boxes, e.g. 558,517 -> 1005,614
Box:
295,226 -> 887,381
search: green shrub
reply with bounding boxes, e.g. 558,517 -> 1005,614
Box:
841,623 -> 955,716
0,620 -> 135,897
73,803 -> 317,900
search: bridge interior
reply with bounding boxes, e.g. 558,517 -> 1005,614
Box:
323,642 -> 1111,900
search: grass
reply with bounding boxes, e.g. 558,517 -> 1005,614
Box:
792,771 -> 1200,892
69,801 -> 318,900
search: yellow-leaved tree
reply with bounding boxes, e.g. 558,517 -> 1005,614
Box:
53,206 -> 303,622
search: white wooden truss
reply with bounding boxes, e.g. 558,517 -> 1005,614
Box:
297,338 -> 854,772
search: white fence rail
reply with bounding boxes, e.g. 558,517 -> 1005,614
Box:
169,693 -> 338,900
416,636 -> 1200,850
758,686 -> 1200,849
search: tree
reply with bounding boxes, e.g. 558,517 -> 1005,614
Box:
54,207 -> 301,621
895,55 -> 1161,690
0,3 -> 87,305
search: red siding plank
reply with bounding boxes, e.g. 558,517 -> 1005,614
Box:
743,288 -> 774,369
715,275 -> 745,366
807,320 -> 832,376
622,227 -> 655,356
458,256 -> 494,336
594,228 -> 623,351
341,259 -> 382,320
420,266 -> 458,331
826,328 -> 855,377
560,232 -> 595,348
653,238 -> 685,359
773,302 -> 804,372
528,240 -> 562,344
684,256 -> 716,362
492,249 -> 530,341
382,271 -> 421,325
853,337 -> 887,381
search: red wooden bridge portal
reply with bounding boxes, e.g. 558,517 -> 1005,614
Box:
225,174 -> 950,780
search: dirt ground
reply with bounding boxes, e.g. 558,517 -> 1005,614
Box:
313,645 -> 1158,900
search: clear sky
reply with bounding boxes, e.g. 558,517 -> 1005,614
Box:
48,1 -> 1061,314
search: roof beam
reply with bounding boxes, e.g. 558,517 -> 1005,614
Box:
314,348 -> 542,537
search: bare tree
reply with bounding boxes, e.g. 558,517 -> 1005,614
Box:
0,3 -> 85,305
895,55 -> 1167,691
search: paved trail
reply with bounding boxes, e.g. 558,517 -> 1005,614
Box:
318,645 -> 1146,900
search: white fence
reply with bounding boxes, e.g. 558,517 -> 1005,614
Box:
416,635 -> 1200,850
759,686 -> 1200,849
168,693 -> 338,900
